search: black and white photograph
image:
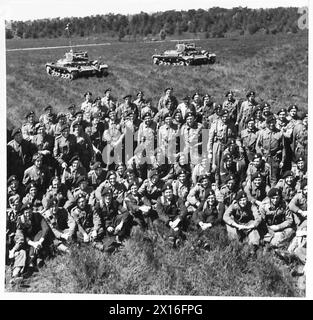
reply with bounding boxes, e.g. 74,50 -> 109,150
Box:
1,0 -> 311,299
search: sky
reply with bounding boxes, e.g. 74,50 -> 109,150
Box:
1,0 -> 309,21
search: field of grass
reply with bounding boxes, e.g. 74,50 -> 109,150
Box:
5,32 -> 308,296
6,32 -> 308,130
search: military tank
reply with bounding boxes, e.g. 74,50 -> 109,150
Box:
45,50 -> 109,80
152,42 -> 216,66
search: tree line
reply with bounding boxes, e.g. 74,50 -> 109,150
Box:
5,7 -> 304,40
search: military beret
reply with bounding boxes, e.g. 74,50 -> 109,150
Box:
46,197 -> 59,209
90,161 -> 102,170
101,187 -> 113,196
162,183 -> 173,192
25,111 -> 35,118
246,117 -> 255,123
35,123 -> 45,133
124,168 -> 135,177
11,128 -> 22,138
142,111 -> 152,119
115,163 -> 125,170
251,172 -> 263,181
74,110 -> 83,117
149,169 -> 159,179
68,104 -> 76,110
192,92 -> 200,99
214,104 -> 222,111
44,105 -> 52,111
177,169 -> 187,176
206,189 -> 216,197
25,182 -> 38,193
94,96 -> 101,102
76,175 -> 87,184
123,94 -> 132,100
32,153 -> 43,162
225,174 -> 236,182
225,90 -> 234,97
60,124 -> 70,132
198,174 -> 210,182
218,109 -> 228,117
104,88 -> 111,94
76,193 -> 87,201
8,175 -> 18,185
223,153 -> 233,161
108,107 -> 116,114
288,104 -> 298,112
262,102 -> 271,108
185,111 -> 195,119
236,191 -> 247,201
253,106 -> 262,113
137,91 -> 144,96
253,153 -> 263,160
69,155 -> 80,164
20,202 -> 33,212
162,111 -> 172,120
246,91 -> 256,98
84,91 -> 92,97
268,188 -> 282,198
164,87 -> 173,92
106,170 -> 117,179
296,156 -> 305,163
277,108 -> 287,115
125,110 -> 135,118
266,116 -> 276,124
183,95 -> 190,102
282,170 -> 294,179
203,94 -> 211,100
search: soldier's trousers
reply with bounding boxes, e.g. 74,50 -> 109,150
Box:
263,227 -> 295,248
226,224 -> 260,246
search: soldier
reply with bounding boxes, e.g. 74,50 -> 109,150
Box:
217,153 -> 238,188
66,104 -> 77,126
177,95 -> 192,120
223,191 -> 262,252
41,197 -> 75,253
180,112 -> 203,168
238,117 -> 259,163
256,116 -> 285,185
236,90 -> 258,132
259,188 -> 295,249
244,173 -> 270,207
7,175 -> 25,206
155,183 -> 188,247
222,90 -> 240,126
246,153 -> 271,187
81,91 -> 93,123
53,124 -> 78,174
208,109 -> 235,173
201,94 -> 216,129
133,91 -> 146,114
117,94 -> 139,120
22,182 -> 43,213
39,105 -> 57,131
291,112 -> 308,163
275,171 -> 298,204
276,108 -> 288,132
14,202 -> 54,270
88,161 -> 107,189
101,88 -> 114,110
291,156 -> 307,190
61,155 -> 87,190
22,153 -> 51,196
21,111 -> 37,141
191,156 -> 211,186
217,174 -> 239,208
7,128 -> 35,181
288,179 -> 307,228
253,106 -> 266,131
172,169 -> 191,198
42,175 -> 68,209
51,113 -> 67,137
157,87 -> 178,112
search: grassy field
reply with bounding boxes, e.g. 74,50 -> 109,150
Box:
5,32 -> 308,296
6,32 -> 308,130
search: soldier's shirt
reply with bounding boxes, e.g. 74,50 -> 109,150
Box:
240,128 -> 259,152
256,127 -> 284,156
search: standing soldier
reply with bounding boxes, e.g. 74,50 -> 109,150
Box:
81,91 -> 93,123
259,188 -> 295,249
39,105 -> 57,134
202,94 -> 216,129
101,88 -> 114,111
291,112 -> 308,164
238,117 -> 259,163
158,87 -> 178,112
22,111 -> 37,141
222,90 -> 240,126
236,91 -> 258,132
66,104 -> 77,126
53,124 -> 78,174
51,113 -> 67,137
256,116 -> 285,186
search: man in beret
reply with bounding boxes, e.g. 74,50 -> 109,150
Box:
291,112 -> 307,164
61,155 -> 87,190
276,108 -> 288,132
191,156 -> 211,186
117,94 -> 139,121
180,112 -> 203,168
53,124 -> 78,174
177,95 -> 193,120
81,91 -> 93,123
101,88 -> 115,110
223,191 -> 262,252
256,116 -> 285,185
208,109 -> 236,173
7,128 -> 35,180
22,111 -> 38,141
238,117 -> 259,162
87,161 -> 107,189
7,175 -> 25,206
22,153 -> 50,196
217,152 -> 240,188
155,183 -> 188,247
191,92 -> 202,119
236,90 -> 258,132
14,202 -> 54,270
217,174 -> 240,208
172,168 -> 191,198
245,153 -> 271,187
291,156 -> 307,190
50,113 -> 67,137
39,105 -> 57,130
202,94 -> 216,129
222,90 -> 240,126
259,188 -> 295,248
275,171 -> 298,203
244,173 -> 270,207
66,104 -> 77,126
157,87 -> 178,112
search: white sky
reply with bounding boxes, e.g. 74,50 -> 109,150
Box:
1,0 -> 309,21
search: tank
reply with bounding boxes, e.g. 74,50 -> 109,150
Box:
45,50 -> 109,80
152,42 -> 216,66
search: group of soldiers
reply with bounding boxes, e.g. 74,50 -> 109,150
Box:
6,87 -> 308,284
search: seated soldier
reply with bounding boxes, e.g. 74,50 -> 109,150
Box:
7,175 -> 25,207
13,202 -> 54,271
41,197 -> 76,253
223,191 -> 262,253
121,168 -> 143,191
172,169 -> 192,198
61,155 -> 87,190
216,154 -> 238,188
87,161 -> 107,189
193,189 -> 225,249
22,182 -> 43,214
275,171 -> 299,204
191,157 -> 212,186
246,153 -> 271,187
259,188 -> 295,249
42,175 -> 68,209
244,172 -> 270,207
155,183 -> 188,248
291,156 -> 307,190
93,188 -> 133,253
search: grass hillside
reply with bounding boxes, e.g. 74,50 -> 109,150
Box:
6,32 -> 308,130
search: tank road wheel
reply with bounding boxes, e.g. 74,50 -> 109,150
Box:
69,71 -> 78,80
46,66 -> 52,75
184,60 -> 191,66
179,61 -> 185,66
153,57 -> 160,65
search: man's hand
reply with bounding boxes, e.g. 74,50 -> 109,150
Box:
83,233 -> 90,243
61,162 -> 68,169
90,230 -> 97,240
115,221 -> 124,233
9,249 -> 15,259
139,205 -> 151,213
107,226 -> 114,233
